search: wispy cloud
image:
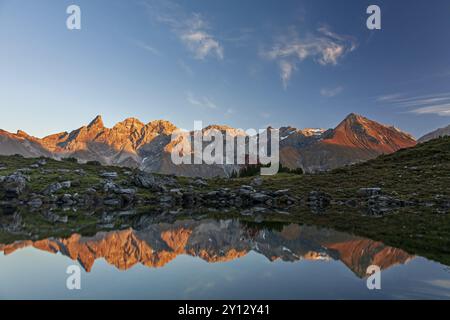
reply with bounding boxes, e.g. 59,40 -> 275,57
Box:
134,40 -> 161,56
411,104 -> 450,116
143,1 -> 223,60
279,60 -> 296,89
320,86 -> 343,97
376,93 -> 405,102
187,92 -> 218,109
377,92 -> 450,116
263,25 -> 356,88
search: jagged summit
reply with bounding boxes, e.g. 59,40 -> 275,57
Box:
87,115 -> 104,129
146,120 -> 179,135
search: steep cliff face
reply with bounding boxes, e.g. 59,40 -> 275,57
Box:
0,113 -> 417,176
0,220 -> 414,276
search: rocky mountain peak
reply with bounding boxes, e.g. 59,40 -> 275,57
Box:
87,115 -> 104,130
343,112 -> 366,122
16,130 -> 31,138
146,120 -> 178,135
203,125 -> 246,137
113,117 -> 145,132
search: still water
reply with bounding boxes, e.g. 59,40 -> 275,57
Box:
1,219 -> 449,299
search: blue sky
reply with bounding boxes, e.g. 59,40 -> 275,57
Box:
1,0 -> 450,138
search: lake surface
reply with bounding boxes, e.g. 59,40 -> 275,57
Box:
1,218 -> 450,299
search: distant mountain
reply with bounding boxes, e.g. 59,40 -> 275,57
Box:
279,113 -> 416,172
0,113 -> 417,177
418,124 -> 450,143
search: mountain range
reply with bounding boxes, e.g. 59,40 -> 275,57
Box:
0,113 -> 420,177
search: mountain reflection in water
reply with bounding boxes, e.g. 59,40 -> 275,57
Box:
0,219 -> 413,277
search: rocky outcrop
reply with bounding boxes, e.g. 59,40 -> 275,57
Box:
0,172 -> 29,199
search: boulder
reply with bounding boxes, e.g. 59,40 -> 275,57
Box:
100,172 -> 118,179
133,171 -> 160,190
103,198 -> 121,206
193,179 -> 208,187
238,185 -> 255,196
2,172 -> 29,198
133,171 -> 177,191
250,192 -> 271,203
61,194 -> 74,206
115,188 -> 136,195
273,189 -> 290,196
251,177 -> 263,187
44,182 -> 63,195
61,181 -> 71,189
86,187 -> 97,194
44,211 -> 68,224
104,181 -> 119,193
